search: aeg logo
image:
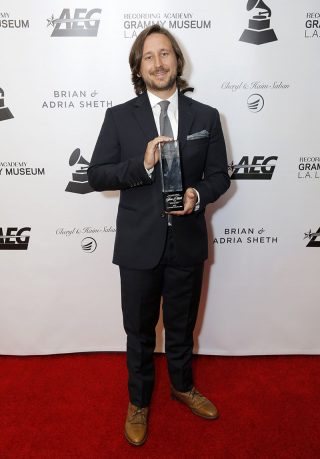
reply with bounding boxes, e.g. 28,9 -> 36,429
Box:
229,156 -> 278,180
0,227 -> 31,250
304,227 -> 320,247
47,9 -> 102,37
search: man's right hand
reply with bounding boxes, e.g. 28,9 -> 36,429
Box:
144,136 -> 173,170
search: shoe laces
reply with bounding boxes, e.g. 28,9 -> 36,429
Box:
188,387 -> 206,406
129,407 -> 147,425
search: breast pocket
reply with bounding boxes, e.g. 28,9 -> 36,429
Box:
180,138 -> 208,182
186,136 -> 209,149
183,137 -> 209,163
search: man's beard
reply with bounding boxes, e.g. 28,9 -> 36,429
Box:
145,68 -> 177,92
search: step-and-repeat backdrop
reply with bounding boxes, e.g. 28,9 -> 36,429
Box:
1,1 -> 319,355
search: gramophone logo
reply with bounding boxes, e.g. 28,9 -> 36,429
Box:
0,88 -> 14,122
239,0 -> 278,45
65,148 -> 93,194
304,228 -> 320,247
229,156 -> 278,180
47,9 -> 101,37
247,94 -> 264,113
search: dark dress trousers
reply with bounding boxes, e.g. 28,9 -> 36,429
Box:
88,91 -> 230,407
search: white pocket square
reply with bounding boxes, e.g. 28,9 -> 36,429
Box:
187,130 -> 209,140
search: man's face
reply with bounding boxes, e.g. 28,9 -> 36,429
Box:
139,33 -> 178,96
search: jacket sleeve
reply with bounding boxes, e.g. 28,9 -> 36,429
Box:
192,109 -> 230,210
87,108 -> 153,191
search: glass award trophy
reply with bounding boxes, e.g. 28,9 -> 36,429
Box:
158,140 -> 184,211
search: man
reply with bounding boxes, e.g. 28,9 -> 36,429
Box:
88,25 -> 230,446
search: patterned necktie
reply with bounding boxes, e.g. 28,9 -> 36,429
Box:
159,100 -> 174,138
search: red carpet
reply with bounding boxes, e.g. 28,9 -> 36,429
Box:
0,353 -> 319,458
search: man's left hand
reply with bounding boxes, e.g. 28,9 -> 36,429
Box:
168,188 -> 197,216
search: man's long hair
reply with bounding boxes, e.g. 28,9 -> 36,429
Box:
129,25 -> 188,95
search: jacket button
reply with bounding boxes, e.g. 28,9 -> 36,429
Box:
161,212 -> 166,218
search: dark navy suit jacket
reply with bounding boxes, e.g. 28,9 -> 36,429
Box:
88,91 -> 230,269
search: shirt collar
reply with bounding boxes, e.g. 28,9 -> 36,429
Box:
147,88 -> 178,111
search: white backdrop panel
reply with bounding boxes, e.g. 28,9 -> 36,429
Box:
0,0 -> 319,355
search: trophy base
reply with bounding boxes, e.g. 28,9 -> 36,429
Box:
249,18 -> 270,30
0,107 -> 14,121
239,28 -> 277,45
65,181 -> 93,194
163,191 -> 184,212
72,171 -> 89,182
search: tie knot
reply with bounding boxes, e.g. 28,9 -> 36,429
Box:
159,100 -> 170,114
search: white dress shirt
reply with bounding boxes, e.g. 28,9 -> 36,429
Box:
148,89 -> 178,139
145,89 -> 200,210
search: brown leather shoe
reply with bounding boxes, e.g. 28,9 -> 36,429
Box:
124,402 -> 148,446
171,386 -> 219,419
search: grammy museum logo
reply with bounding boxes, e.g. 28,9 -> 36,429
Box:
239,0 -> 278,45
123,12 -> 211,39
0,87 -> 13,122
47,8 -> 102,37
0,161 -> 45,177
0,12 -> 30,29
298,156 -> 320,180
65,148 -> 93,194
305,12 -> 320,39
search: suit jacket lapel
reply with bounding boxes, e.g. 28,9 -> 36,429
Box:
133,92 -> 194,147
131,92 -> 194,187
178,93 -> 194,150
132,92 -> 162,187
133,92 -> 158,141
